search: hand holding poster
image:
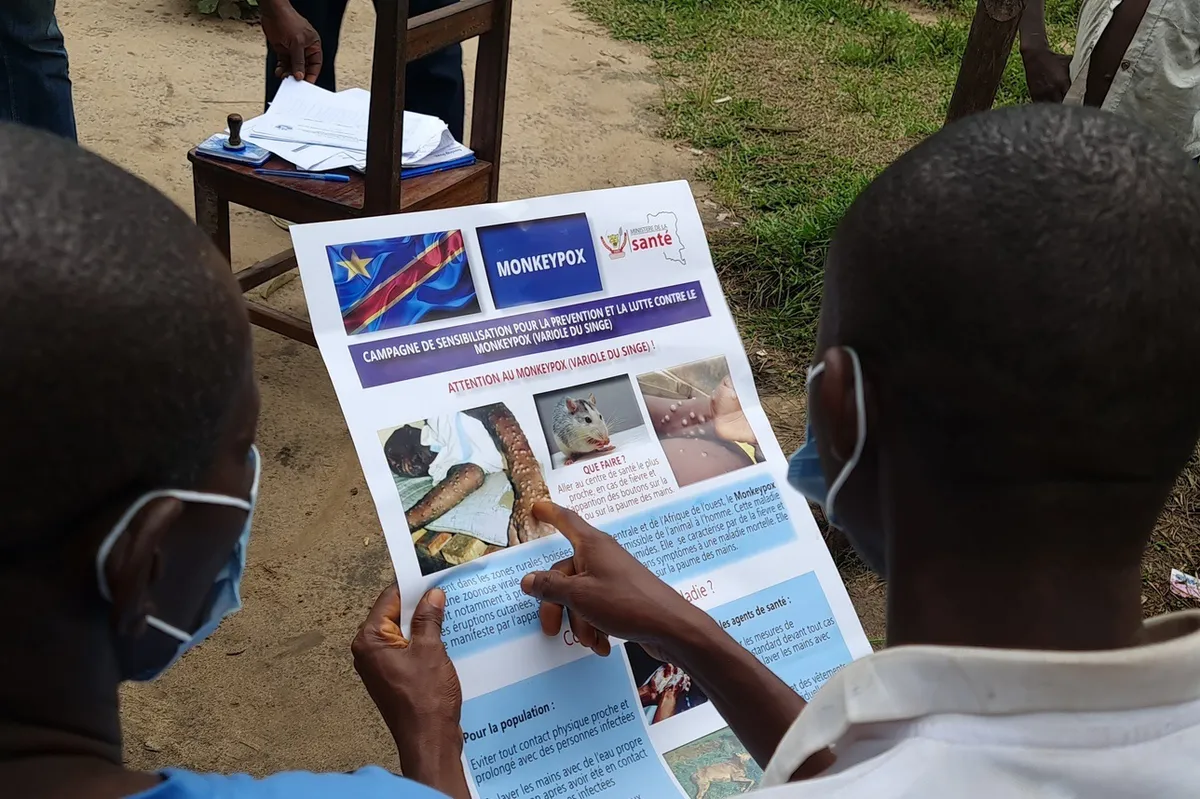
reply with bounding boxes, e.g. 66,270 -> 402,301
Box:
291,181 -> 870,798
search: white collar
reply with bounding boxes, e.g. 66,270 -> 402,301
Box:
763,610 -> 1200,786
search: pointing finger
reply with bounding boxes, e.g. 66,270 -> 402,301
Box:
532,502 -> 594,547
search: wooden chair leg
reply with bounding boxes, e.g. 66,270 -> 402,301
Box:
193,177 -> 232,261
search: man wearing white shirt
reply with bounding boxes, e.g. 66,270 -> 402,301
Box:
1021,0 -> 1200,160
520,103 -> 1200,796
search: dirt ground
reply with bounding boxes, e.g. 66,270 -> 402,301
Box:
57,0 -> 699,774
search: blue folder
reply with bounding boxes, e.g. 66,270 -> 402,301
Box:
401,153 -> 477,180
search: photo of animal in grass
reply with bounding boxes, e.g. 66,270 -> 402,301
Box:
665,728 -> 761,799
379,403 -> 555,576
533,375 -> 649,469
637,356 -> 763,488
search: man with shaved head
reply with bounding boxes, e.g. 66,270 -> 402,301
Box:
522,104 -> 1200,797
0,122 -> 470,798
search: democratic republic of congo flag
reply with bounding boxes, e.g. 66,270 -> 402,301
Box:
326,230 -> 479,335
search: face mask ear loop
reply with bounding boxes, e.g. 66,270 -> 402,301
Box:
145,615 -> 193,643
94,490 -> 253,602
823,347 -> 866,522
806,361 -> 825,389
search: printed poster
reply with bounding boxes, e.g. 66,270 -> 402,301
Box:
291,181 -> 870,799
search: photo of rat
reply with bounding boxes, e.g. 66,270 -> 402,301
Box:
552,394 -> 613,465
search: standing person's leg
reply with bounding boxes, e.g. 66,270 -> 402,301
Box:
264,0 -> 350,110
395,0 -> 466,142
0,0 -> 76,141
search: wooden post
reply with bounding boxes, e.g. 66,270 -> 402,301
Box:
945,0 -> 1027,124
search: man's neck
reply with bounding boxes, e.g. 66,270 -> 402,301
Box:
0,574 -> 130,796
879,477 -> 1154,652
887,557 -> 1147,651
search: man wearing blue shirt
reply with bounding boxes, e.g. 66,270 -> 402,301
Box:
0,122 -> 467,799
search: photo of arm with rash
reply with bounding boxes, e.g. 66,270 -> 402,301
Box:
382,402 -> 555,575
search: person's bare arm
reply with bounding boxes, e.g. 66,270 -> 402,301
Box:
406,463 -> 486,532
1019,0 -> 1072,103
1018,0 -> 1051,53
521,503 -> 832,776
467,403 -> 557,545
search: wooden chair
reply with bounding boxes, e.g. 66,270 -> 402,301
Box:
188,0 -> 512,346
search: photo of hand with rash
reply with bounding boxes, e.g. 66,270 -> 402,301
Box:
533,375 -> 649,469
625,642 -> 709,724
378,402 -> 555,576
637,355 -> 762,488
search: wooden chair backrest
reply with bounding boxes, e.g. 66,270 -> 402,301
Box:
365,0 -> 513,213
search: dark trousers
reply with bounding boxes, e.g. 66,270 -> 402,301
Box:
264,0 -> 465,142
0,0 -> 76,141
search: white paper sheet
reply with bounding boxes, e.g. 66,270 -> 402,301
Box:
238,80 -> 463,171
246,78 -> 369,150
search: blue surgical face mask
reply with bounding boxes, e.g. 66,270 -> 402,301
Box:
95,445 -> 261,682
787,348 -> 866,527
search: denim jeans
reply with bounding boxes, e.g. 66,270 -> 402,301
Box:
0,0 -> 76,141
264,0 -> 465,142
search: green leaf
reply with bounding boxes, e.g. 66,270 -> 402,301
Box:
197,0 -> 219,13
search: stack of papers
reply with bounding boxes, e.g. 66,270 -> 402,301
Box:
238,78 -> 475,177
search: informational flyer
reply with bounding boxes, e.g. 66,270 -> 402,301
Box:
291,181 -> 870,799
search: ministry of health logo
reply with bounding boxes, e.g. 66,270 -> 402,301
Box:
599,228 -> 629,259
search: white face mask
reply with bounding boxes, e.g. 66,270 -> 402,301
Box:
94,445 -> 260,681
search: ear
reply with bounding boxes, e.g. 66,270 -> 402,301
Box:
105,497 -> 184,636
566,398 -> 578,413
588,393 -> 597,405
813,347 -> 860,464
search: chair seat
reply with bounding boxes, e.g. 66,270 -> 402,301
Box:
188,150 -> 494,224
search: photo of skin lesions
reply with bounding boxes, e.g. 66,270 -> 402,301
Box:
665,728 -> 762,799
378,403 -> 556,576
625,642 -> 709,725
327,230 -> 480,336
636,356 -> 763,488
533,375 -> 650,469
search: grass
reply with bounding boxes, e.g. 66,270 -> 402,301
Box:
574,0 -> 1200,620
575,0 -> 1080,365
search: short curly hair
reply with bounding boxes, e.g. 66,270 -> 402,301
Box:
821,104 -> 1200,556
0,123 -> 250,547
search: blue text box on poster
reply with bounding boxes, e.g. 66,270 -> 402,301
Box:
461,654 -> 678,799
438,475 -> 799,660
710,573 -> 853,699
